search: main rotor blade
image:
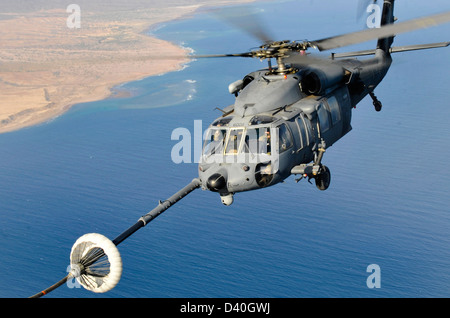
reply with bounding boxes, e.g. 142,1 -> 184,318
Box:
132,52 -> 253,61
310,10 -> 450,51
211,5 -> 274,44
189,52 -> 253,58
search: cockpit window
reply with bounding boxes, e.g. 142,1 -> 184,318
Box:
243,127 -> 271,155
212,116 -> 233,127
225,129 -> 244,154
203,128 -> 227,157
249,115 -> 275,125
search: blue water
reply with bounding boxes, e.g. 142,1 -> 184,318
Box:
1,0 -> 450,298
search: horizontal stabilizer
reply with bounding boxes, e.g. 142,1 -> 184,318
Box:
331,42 -> 450,58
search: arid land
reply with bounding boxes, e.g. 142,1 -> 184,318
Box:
0,0 -> 254,133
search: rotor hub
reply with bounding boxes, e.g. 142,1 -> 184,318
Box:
251,40 -> 309,59
249,40 -> 309,74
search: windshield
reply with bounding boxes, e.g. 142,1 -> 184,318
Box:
243,127 -> 271,155
203,128 -> 227,157
202,126 -> 272,157
225,129 -> 244,154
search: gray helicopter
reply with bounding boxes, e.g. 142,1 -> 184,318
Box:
197,0 -> 450,205
31,0 -> 450,297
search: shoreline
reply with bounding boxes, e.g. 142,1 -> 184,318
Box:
0,0 -> 256,134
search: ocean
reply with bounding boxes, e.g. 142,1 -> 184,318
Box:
0,0 -> 450,299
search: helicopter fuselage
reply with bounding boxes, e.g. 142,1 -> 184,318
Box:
198,49 -> 392,205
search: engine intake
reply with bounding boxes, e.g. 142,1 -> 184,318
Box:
301,65 -> 345,95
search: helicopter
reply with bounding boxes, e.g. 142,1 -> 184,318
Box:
196,0 -> 450,205
30,0 -> 450,297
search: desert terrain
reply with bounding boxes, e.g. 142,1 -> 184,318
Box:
0,0 -> 253,133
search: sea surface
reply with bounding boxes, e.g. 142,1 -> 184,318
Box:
0,0 -> 449,298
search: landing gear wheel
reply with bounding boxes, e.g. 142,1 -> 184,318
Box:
373,101 -> 382,112
315,165 -> 331,191
369,91 -> 382,112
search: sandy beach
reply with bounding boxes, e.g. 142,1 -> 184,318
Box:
0,0 -> 254,134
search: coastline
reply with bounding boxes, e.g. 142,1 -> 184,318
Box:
0,0 -> 255,134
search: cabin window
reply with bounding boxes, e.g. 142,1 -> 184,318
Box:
212,116 -> 233,127
317,103 -> 330,133
296,117 -> 307,149
327,96 -> 341,124
249,115 -> 275,125
303,114 -> 313,143
278,123 -> 293,153
243,127 -> 271,155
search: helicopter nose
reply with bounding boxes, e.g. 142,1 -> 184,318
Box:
207,173 -> 227,192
